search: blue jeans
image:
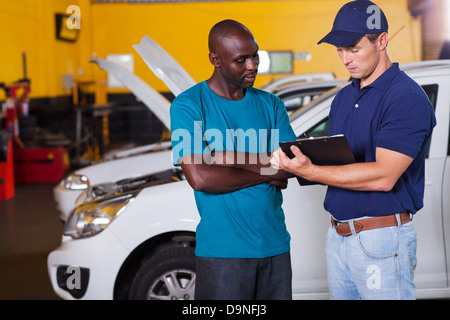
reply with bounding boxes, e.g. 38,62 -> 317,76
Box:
326,216 -> 417,300
195,252 -> 292,300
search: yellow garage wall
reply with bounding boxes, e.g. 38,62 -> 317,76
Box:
0,0 -> 85,100
90,0 -> 421,92
0,0 -> 421,99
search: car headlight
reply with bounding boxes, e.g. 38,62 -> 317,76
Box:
75,182 -> 118,207
63,173 -> 89,190
64,193 -> 134,239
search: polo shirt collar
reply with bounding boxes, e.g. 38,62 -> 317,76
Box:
351,62 -> 400,90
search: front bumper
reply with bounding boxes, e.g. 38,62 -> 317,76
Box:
47,229 -> 130,300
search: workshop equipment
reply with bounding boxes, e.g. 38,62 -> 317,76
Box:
13,145 -> 70,183
1,53 -> 70,184
0,53 -> 32,141
0,133 -> 14,200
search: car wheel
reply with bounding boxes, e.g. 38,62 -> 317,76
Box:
129,246 -> 196,300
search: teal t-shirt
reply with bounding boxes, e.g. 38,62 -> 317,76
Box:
170,81 -> 296,258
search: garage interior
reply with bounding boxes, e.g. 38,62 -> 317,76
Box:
0,0 -> 449,300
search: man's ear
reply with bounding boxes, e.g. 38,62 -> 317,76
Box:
378,32 -> 389,50
209,52 -> 221,68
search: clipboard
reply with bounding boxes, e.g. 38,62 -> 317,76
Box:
279,134 -> 355,185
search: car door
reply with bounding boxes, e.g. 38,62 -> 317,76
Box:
442,97 -> 450,288
411,75 -> 449,292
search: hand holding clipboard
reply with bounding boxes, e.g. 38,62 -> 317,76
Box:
279,135 -> 355,185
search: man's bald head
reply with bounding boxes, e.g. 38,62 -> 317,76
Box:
208,19 -> 255,54
206,19 -> 259,96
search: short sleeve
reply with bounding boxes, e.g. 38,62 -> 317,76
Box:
170,94 -> 205,166
376,94 -> 436,159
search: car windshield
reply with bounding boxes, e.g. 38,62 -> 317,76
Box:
286,82 -> 348,122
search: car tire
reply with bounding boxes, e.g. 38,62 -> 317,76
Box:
129,246 -> 196,300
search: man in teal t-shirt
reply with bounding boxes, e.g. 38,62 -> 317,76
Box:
170,20 -> 296,300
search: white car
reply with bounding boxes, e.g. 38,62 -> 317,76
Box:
48,55 -> 450,299
260,72 -> 336,93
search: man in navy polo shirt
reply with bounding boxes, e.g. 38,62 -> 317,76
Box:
271,0 -> 436,299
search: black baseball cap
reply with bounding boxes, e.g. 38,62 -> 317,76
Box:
318,0 -> 388,47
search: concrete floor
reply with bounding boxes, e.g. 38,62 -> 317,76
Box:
0,183 -> 63,299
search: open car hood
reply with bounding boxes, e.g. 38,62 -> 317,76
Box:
133,35 -> 196,96
89,35 -> 197,129
89,57 -> 171,129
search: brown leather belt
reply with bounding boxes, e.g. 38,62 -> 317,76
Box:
331,212 -> 411,236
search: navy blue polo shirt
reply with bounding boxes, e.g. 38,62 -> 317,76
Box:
324,63 -> 436,220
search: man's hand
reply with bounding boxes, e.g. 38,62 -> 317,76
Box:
179,154 -> 289,193
213,151 -> 294,180
270,146 -> 414,192
270,145 -> 313,179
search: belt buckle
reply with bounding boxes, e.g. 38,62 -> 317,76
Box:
332,217 -> 346,227
331,217 -> 363,235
